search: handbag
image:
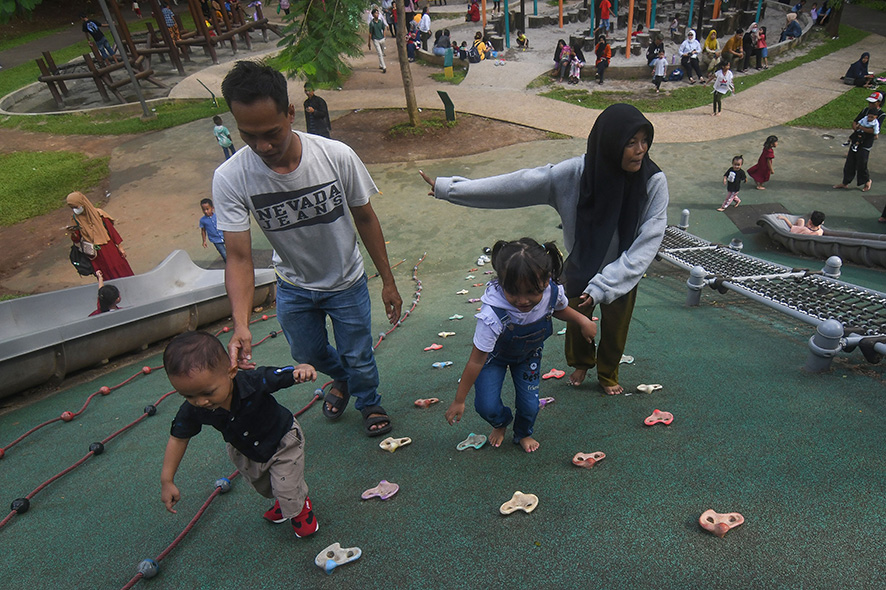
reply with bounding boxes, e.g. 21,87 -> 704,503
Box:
79,240 -> 96,258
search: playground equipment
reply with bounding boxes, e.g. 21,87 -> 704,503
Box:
33,0 -> 279,109
658,222 -> 886,371
0,250 -> 276,400
757,213 -> 886,270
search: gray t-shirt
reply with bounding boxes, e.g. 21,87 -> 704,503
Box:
213,130 -> 378,291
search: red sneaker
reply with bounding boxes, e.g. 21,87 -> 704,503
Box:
291,496 -> 319,538
263,500 -> 287,524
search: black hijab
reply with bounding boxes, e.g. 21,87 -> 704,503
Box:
845,52 -> 870,80
564,104 -> 660,298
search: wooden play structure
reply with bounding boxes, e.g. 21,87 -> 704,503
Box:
35,0 -> 281,108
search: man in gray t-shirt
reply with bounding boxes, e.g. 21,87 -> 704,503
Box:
216,61 -> 401,437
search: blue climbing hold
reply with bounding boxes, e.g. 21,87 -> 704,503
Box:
137,558 -> 159,578
215,477 -> 232,493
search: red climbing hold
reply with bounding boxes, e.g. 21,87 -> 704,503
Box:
99,386 -> 111,395
142,366 -> 152,374
61,411 -> 74,422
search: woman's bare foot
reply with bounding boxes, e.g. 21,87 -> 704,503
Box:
755,184 -> 765,190
863,180 -> 872,192
518,436 -> 540,453
568,369 -> 587,386
489,426 -> 507,448
833,184 -> 848,189
601,383 -> 624,395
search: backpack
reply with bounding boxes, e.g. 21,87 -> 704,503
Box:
467,45 -> 481,63
70,245 -> 95,276
668,68 -> 683,81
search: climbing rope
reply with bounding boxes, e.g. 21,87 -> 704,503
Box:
118,253 -> 426,587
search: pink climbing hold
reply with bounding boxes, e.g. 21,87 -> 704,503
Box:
414,398 -> 440,408
699,509 -> 745,537
423,343 -> 443,351
644,409 -> 674,426
572,451 -> 605,468
542,369 -> 565,380
60,411 -> 75,422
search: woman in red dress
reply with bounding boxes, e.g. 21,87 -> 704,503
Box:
66,191 -> 134,280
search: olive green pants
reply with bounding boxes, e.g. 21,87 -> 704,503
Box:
564,286 -> 637,388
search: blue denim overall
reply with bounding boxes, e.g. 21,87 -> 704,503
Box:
474,281 -> 556,442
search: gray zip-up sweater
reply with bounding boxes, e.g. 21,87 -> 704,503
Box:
434,156 -> 669,305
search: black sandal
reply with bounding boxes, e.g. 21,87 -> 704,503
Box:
360,405 -> 392,437
321,380 -> 350,421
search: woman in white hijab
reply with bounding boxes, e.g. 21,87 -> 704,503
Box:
679,29 -> 704,84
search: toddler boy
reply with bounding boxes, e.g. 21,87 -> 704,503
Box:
198,198 -> 226,261
160,331 -> 319,538
212,115 -> 237,160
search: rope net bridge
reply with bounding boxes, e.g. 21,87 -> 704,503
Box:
657,225 -> 886,371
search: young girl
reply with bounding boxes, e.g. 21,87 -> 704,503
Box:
712,60 -> 734,116
747,135 -> 778,189
718,155 -> 747,211
445,238 -> 597,453
757,26 -> 768,69
89,270 -> 121,316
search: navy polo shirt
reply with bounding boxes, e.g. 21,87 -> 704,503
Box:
170,366 -> 296,463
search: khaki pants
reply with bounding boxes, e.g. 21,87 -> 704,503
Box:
227,421 -> 308,519
564,286 -> 637,388
373,38 -> 386,70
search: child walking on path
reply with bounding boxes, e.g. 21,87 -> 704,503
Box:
719,155 -> 746,210
712,60 -> 734,116
212,115 -> 236,160
445,238 -> 597,453
198,198 -> 226,261
747,135 -> 778,189
652,50 -> 667,93
160,332 -> 319,538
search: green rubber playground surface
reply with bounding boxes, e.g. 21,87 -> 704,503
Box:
1,127 -> 885,589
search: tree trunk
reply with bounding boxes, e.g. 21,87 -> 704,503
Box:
394,0 -> 421,127
825,0 -> 843,39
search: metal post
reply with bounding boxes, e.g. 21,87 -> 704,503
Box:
822,256 -> 842,279
686,265 -> 706,306
688,0 -> 695,33
651,0 -> 657,26
505,0 -> 511,47
805,319 -> 844,372
534,0 -> 538,15
755,0 -> 762,23
678,208 -> 690,230
97,0 -> 154,119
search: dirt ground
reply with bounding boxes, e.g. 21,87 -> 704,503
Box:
0,111 -> 546,297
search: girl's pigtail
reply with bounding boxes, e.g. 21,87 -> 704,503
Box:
544,241 -> 564,282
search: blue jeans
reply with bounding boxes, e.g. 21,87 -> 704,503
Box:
222,144 -> 236,159
275,275 -> 381,411
474,349 -> 542,441
96,37 -> 115,60
212,241 -> 226,261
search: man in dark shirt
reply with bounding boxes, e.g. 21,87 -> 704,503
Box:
834,91 -> 884,192
80,14 -> 119,64
160,331 -> 320,538
303,83 -> 331,138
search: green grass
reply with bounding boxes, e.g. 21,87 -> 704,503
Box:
430,67 -> 467,84
0,42 -> 94,99
0,151 -> 109,226
0,26 -> 67,52
389,115 -> 457,137
0,98 -> 229,135
788,71 -> 886,128
538,25 -> 869,113
853,0 -> 886,10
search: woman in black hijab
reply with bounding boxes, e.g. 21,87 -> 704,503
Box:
843,52 -> 875,88
420,104 -> 669,395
